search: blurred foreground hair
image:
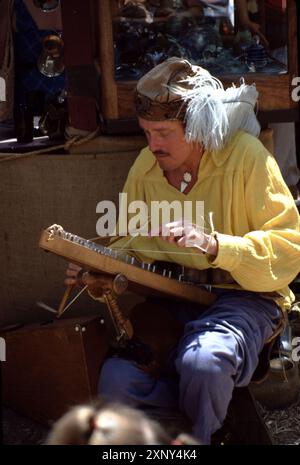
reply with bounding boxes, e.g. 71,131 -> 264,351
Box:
46,401 -> 172,445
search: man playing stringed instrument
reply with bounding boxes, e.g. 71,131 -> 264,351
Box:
65,57 -> 300,444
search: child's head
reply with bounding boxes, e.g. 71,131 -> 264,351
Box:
46,401 -> 171,445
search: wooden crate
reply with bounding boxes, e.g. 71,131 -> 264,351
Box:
1,316 -> 109,425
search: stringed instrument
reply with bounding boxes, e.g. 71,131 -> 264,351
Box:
39,224 -> 216,306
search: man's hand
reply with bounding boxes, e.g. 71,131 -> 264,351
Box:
65,263 -> 114,299
81,272 -> 114,299
150,221 -> 218,257
246,21 -> 269,48
65,263 -> 83,286
236,0 -> 269,48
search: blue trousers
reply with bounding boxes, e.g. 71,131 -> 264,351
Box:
98,290 -> 281,444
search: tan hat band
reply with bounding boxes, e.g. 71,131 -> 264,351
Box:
135,91 -> 187,121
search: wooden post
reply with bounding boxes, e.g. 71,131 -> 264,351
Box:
98,0 -> 119,120
61,0 -> 98,131
287,0 -> 298,85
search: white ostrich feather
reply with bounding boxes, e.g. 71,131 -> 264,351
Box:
170,72 -> 260,151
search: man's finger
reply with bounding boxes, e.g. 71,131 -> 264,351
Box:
82,272 -> 112,287
165,220 -> 182,226
257,31 -> 269,48
177,236 -> 188,247
68,263 -> 82,271
165,220 -> 182,228
64,278 -> 77,286
169,226 -> 184,237
66,269 -> 79,277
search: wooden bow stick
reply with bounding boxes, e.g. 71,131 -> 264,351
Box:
56,284 -> 88,318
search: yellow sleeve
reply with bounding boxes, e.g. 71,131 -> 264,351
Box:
210,150 -> 300,292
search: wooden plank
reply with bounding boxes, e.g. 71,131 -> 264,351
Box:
116,73 -> 296,120
222,74 -> 296,110
98,0 -> 119,119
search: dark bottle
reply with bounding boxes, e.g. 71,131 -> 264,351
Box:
14,104 -> 33,143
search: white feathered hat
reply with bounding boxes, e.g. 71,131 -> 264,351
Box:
135,57 -> 260,151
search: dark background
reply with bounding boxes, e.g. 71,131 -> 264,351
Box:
296,0 -> 300,171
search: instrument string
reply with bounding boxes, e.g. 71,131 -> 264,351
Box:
86,212 -> 213,262
59,212 -> 213,307
106,215 -> 153,259
39,220 -> 214,318
58,285 -> 88,316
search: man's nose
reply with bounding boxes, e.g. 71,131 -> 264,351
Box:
148,135 -> 161,153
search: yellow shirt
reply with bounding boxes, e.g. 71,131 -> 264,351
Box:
111,130 -> 300,310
